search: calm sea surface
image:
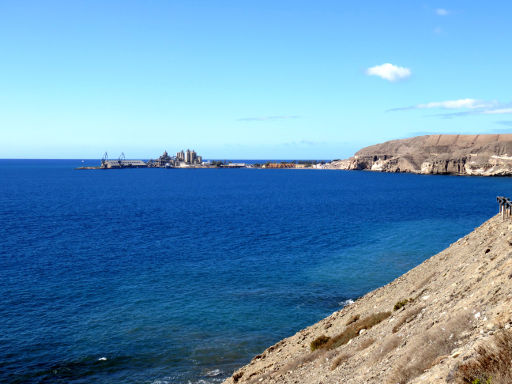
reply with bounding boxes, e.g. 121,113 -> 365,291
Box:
1,160 -> 509,384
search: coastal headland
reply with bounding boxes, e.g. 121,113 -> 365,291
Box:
223,211 -> 512,384
325,134 -> 512,176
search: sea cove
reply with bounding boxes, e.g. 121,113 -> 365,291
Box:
0,160 -> 509,384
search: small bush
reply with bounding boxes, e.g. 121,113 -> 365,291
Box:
273,349 -> 323,377
394,298 -> 412,311
358,337 -> 375,351
330,352 -> 352,370
374,335 -> 401,361
415,273 -> 434,292
233,371 -> 244,383
346,314 -> 360,325
392,306 -> 424,333
456,329 -> 512,384
325,325 -> 359,350
324,312 -> 391,350
470,379 -> 492,384
310,335 -> 331,351
391,311 -> 473,384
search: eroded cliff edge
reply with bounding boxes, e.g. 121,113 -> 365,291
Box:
223,214 -> 512,384
326,134 -> 512,175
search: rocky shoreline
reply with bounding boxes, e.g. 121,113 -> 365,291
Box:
223,214 -> 512,384
325,134 -> 512,176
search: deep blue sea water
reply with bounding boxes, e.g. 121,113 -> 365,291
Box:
1,159 -> 510,384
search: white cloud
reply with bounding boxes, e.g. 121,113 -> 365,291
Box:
366,63 -> 411,82
417,99 -> 494,109
482,108 -> 512,115
436,8 -> 449,16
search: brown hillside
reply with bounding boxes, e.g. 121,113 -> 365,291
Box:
327,134 -> 512,175
223,214 -> 512,384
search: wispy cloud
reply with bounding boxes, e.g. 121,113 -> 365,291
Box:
387,98 -> 512,118
482,108 -> 512,115
436,8 -> 450,16
417,99 -> 496,109
366,63 -> 411,82
388,98 -> 512,118
237,115 -> 301,122
387,98 -> 493,112
429,111 -> 482,119
434,105 -> 512,118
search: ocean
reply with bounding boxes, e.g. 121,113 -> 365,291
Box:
0,159 -> 509,384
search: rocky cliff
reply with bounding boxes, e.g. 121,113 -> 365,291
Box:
222,214 -> 512,384
326,134 -> 512,175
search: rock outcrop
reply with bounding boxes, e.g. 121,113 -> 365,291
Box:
326,134 -> 512,175
223,214 -> 512,384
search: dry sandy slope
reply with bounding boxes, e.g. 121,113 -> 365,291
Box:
223,214 -> 512,384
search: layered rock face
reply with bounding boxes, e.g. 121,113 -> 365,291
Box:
223,215 -> 512,384
327,134 -> 512,176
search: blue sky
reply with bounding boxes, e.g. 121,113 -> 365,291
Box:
1,1 -> 511,159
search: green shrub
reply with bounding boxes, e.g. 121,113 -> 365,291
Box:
394,298 -> 412,311
310,335 -> 331,351
325,312 -> 391,350
471,379 -> 492,384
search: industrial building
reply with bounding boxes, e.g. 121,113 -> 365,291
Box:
154,149 -> 205,168
100,153 -> 147,169
102,160 -> 147,168
95,150 -> 206,170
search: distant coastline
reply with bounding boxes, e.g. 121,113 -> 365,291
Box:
76,133 -> 512,176
76,150 -> 330,170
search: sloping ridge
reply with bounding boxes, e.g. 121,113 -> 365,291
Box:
223,214 -> 512,384
327,134 -> 512,175
355,134 -> 512,157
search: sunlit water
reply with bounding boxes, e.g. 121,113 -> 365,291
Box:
0,160 -> 509,383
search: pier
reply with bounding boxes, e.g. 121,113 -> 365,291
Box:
497,196 -> 512,219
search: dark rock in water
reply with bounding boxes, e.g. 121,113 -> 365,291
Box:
327,134 -> 512,176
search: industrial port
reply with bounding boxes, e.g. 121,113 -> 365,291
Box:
76,150 -> 327,170
77,150 -> 246,169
